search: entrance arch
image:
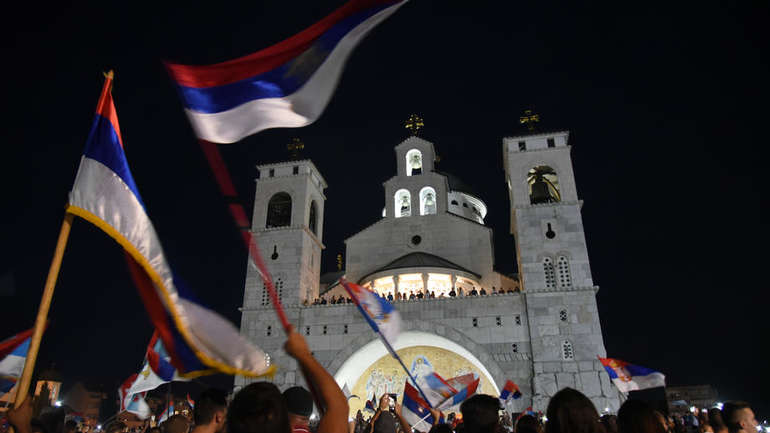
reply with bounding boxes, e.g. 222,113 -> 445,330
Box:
332,330 -> 502,413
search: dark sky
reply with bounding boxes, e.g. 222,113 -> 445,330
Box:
2,0 -> 768,419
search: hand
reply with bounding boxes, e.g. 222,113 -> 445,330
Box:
284,325 -> 312,361
428,407 -> 441,420
394,403 -> 403,416
7,396 -> 33,433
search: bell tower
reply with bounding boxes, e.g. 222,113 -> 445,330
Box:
242,151 -> 327,310
502,116 -> 619,410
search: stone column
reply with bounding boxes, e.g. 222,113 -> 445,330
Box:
421,272 -> 429,296
394,275 -> 400,298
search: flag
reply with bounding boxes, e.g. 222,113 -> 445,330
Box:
402,382 -> 439,429
0,328 -> 33,396
158,400 -> 175,423
365,398 -> 376,412
437,375 -> 480,410
126,333 -> 189,397
166,0 -> 407,143
118,377 -> 150,419
66,73 -> 274,378
187,393 -> 195,409
341,280 -> 400,350
420,372 -> 457,408
598,357 -> 665,393
499,380 -> 522,402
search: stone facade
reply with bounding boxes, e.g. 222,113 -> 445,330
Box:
237,131 -> 620,412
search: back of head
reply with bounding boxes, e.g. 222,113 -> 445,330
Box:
64,420 -> 78,433
721,401 -> 750,432
282,386 -> 313,418
544,388 -> 602,433
460,394 -> 501,433
227,382 -> 290,433
193,388 -> 228,426
708,408 -> 725,428
429,424 -> 455,433
516,414 -> 542,433
162,415 -> 190,433
599,415 -> 617,433
105,422 -> 126,433
617,399 -> 665,433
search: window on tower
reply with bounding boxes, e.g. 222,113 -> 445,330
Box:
562,341 -> 574,360
547,137 -> 555,148
518,141 -> 526,151
557,256 -> 572,288
543,257 -> 556,289
266,192 -> 292,228
419,186 -> 437,215
527,166 -> 561,204
309,201 -> 318,235
406,149 -> 423,176
395,189 -> 411,218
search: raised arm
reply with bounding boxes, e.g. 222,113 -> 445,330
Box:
284,325 -> 349,433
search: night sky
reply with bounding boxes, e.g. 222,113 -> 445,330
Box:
2,0 -> 768,419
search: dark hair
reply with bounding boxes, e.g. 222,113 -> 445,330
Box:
282,386 -> 313,417
429,424 -> 455,433
64,420 -> 78,433
194,388 -> 228,425
227,382 -> 290,433
617,399 -> 665,433
599,414 -> 617,433
721,401 -> 750,430
516,414 -> 542,433
104,421 -> 126,433
708,408 -> 726,429
162,415 -> 190,433
544,388 -> 602,433
460,394 -> 501,433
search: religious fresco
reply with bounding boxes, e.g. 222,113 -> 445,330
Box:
347,345 -> 495,415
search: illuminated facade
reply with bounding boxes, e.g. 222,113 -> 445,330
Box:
238,126 -> 619,414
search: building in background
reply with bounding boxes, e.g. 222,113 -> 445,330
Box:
666,384 -> 719,415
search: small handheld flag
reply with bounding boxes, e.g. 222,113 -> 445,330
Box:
66,73 -> 274,378
499,380 -> 522,402
598,357 -> 665,393
166,0 -> 408,143
402,381 -> 439,429
0,328 -> 34,397
187,393 -> 195,409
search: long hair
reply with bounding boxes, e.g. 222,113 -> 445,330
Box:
544,388 -> 603,433
616,399 -> 666,433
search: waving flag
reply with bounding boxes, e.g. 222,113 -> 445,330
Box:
499,380 -> 522,402
166,0 -> 407,143
66,72 -> 274,378
187,393 -> 195,409
341,280 -> 400,346
0,328 -> 33,397
119,376 -> 150,419
402,381 -> 439,430
158,400 -> 175,423
125,333 -> 189,397
421,372 -> 457,408
599,357 -> 665,393
438,374 -> 480,410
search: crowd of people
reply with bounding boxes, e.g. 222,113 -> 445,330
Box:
308,286 -> 521,305
4,328 -> 760,433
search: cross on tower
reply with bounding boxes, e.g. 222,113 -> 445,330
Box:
519,109 -> 540,131
405,114 -> 424,136
287,137 -> 305,159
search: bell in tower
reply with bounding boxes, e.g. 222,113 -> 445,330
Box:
400,194 -> 412,216
527,166 -> 561,205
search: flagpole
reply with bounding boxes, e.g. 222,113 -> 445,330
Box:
13,213 -> 74,407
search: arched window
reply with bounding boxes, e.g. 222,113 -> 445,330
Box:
527,166 -> 561,204
419,186 -> 437,215
406,149 -> 423,176
395,189 -> 411,218
308,201 -> 318,235
266,192 -> 292,228
451,200 -> 458,206
562,341 -> 574,360
543,257 -> 556,288
557,256 -> 572,288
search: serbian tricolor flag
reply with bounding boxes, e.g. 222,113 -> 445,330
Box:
166,0 -> 407,143
187,393 -> 195,409
0,328 -> 33,396
499,380 -> 522,402
124,332 -> 189,398
402,381 -> 440,430
438,374 -> 480,410
66,72 -> 274,379
118,377 -> 150,419
598,357 -> 665,393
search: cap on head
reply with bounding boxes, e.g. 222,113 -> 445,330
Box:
282,386 -> 313,417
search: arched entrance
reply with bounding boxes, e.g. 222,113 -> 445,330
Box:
333,331 -> 500,415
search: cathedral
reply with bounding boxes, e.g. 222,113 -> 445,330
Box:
236,117 -> 620,414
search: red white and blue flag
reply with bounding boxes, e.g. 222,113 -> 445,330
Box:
186,393 -> 195,409
437,374 -> 480,410
0,328 -> 33,397
118,376 -> 150,419
599,357 -> 665,393
421,372 -> 457,408
66,73 -> 274,378
499,380 -> 522,402
341,280 -> 401,349
158,400 -> 175,423
402,381 -> 440,430
166,0 -> 407,143
124,332 -> 189,398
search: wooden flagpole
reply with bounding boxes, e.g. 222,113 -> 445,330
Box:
13,213 -> 74,407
